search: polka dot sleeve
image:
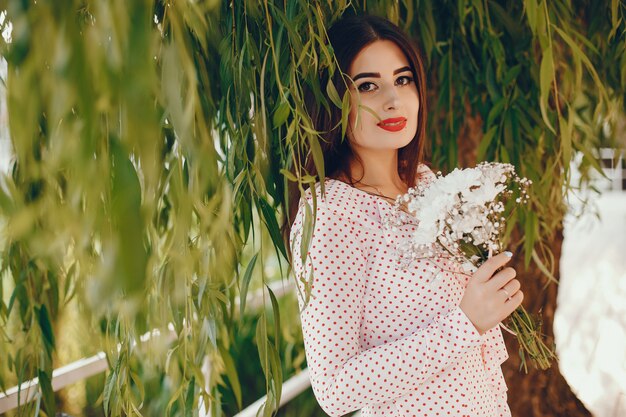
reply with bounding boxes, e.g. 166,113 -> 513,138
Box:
290,201 -> 484,416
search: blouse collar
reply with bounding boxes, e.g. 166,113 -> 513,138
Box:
323,178 -> 418,227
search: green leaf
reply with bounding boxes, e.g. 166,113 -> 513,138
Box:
358,104 -> 382,123
256,197 -> 288,261
340,90 -> 350,140
503,111 -> 514,154
279,168 -> 298,182
63,262 -> 77,304
524,211 -> 538,267
307,132 -> 325,181
218,344 -> 242,410
130,371 -> 145,409
578,142 -> 603,174
184,376 -> 195,417
165,382 -> 186,417
503,65 -> 521,86
503,209 -> 518,245
486,98 -> 505,127
37,304 -> 55,357
299,200 -> 314,267
109,138 -> 147,294
553,26 -> 609,102
272,101 -> 291,128
477,126 -> 498,161
559,114 -> 572,170
103,369 -> 116,417
317,35 -> 334,70
531,248 -> 559,286
490,1 -> 523,38
539,46 -> 556,133
256,312 -> 269,379
300,266 -> 315,310
7,276 -> 25,319
239,252 -> 258,317
609,0 -> 621,39
326,80 -> 342,108
261,387 -> 275,417
268,341 -> 283,415
34,389 -> 42,416
266,284 -> 281,348
0,176 -> 15,212
500,144 -> 510,163
485,62 -> 501,101
524,0 -> 539,35
38,369 -> 55,416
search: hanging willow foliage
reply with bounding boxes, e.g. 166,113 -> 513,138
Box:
0,0 -> 624,416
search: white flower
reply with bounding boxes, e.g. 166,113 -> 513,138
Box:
455,215 -> 483,234
440,167 -> 482,195
465,180 -> 507,204
412,226 -> 437,246
384,162 -> 530,269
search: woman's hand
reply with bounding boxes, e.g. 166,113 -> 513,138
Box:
459,251 -> 523,335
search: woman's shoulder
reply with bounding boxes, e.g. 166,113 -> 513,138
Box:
290,179 -> 372,251
416,162 -> 436,181
297,177 -> 382,229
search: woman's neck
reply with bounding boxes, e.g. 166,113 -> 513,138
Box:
347,149 -> 407,194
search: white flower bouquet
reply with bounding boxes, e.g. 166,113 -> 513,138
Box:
385,162 -> 556,371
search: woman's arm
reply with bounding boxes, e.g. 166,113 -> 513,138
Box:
290,200 -> 483,416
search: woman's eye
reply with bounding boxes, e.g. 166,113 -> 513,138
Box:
396,76 -> 414,86
357,82 -> 377,92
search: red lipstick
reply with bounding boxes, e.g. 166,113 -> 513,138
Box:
377,117 -> 407,132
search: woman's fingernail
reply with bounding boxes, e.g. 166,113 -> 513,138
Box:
504,251 -> 513,257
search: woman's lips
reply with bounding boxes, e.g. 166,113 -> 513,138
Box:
377,117 -> 407,132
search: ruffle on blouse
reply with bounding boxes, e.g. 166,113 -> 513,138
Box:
301,163 -> 435,231
481,323 -> 510,394
301,178 -> 393,233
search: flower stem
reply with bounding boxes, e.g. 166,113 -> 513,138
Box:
505,305 -> 557,372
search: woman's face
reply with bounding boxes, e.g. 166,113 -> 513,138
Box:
346,40 -> 420,152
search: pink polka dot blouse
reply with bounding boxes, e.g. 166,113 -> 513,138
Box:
289,165 -> 511,417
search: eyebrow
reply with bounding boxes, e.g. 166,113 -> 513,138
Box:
352,66 -> 413,82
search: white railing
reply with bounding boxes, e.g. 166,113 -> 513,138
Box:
0,352 -> 108,413
595,148 -> 625,191
0,279 -> 314,415
230,367 -> 360,417
0,325 -> 179,414
232,369 -> 311,417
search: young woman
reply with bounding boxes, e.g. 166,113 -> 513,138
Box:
283,15 -> 522,417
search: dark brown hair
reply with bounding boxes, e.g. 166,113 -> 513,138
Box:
281,15 -> 429,261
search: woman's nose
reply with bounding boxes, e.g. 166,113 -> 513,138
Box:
383,87 -> 401,111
